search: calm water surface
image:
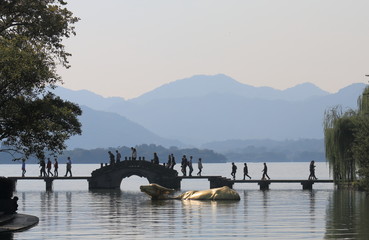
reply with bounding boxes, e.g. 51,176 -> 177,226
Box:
1,162 -> 368,239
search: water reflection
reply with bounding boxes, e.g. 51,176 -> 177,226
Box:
325,190 -> 369,239
6,189 -> 369,239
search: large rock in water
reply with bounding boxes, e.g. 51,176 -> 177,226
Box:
140,183 -> 240,200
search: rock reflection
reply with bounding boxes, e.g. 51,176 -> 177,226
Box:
325,190 -> 369,239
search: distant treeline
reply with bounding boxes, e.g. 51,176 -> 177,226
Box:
0,144 -> 227,164
0,141 -> 326,164
63,144 -> 227,164
204,138 -> 326,162
225,147 -> 325,162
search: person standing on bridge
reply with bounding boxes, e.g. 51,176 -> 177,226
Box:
243,163 -> 251,180
131,147 -> 137,160
64,157 -> 72,177
197,158 -> 203,176
21,159 -> 26,177
47,158 -> 53,177
54,157 -> 59,177
152,152 -> 159,164
181,155 -> 188,176
108,151 -> 115,165
116,150 -> 121,163
170,154 -> 176,170
308,160 -> 317,180
231,162 -> 237,180
261,162 -> 270,180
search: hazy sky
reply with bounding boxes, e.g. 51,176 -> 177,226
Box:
58,0 -> 369,99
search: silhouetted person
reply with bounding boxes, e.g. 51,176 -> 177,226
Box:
21,159 -> 26,177
197,158 -> 203,176
108,151 -> 115,165
261,162 -> 270,180
188,156 -> 193,176
153,152 -> 159,164
131,147 -> 137,160
116,150 -> 121,163
39,159 -> 46,177
243,163 -> 251,180
54,157 -> 59,177
166,155 -> 171,168
309,160 -> 317,180
170,154 -> 176,170
64,157 -> 72,177
181,155 -> 188,176
46,158 -> 53,177
231,162 -> 237,180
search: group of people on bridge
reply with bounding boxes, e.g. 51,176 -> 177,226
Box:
106,149 -> 318,181
106,149 -> 204,176
20,157 -> 72,178
230,160 -> 317,181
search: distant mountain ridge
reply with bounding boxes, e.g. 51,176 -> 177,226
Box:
54,74 -> 367,148
130,74 -> 329,104
65,106 -> 183,149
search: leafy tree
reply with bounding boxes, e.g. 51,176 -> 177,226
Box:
0,0 -> 81,161
324,86 -> 369,190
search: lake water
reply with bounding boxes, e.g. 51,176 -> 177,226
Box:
1,162 -> 369,239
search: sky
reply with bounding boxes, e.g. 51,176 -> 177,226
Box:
58,0 -> 369,100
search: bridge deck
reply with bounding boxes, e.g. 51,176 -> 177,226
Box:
178,176 -> 224,179
8,176 -> 91,180
232,179 -> 333,183
6,174 -> 334,191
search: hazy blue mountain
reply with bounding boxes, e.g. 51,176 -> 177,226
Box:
54,75 -> 367,147
53,87 -> 131,112
65,106 -> 182,150
130,74 -> 329,104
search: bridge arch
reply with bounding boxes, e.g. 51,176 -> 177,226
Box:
88,160 -> 181,190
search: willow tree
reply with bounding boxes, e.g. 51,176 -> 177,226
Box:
324,86 -> 369,189
324,106 -> 357,181
351,87 -> 369,190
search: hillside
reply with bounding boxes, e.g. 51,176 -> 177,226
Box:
54,74 -> 367,147
65,106 -> 183,149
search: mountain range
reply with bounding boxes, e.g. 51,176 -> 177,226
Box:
53,74 -> 367,150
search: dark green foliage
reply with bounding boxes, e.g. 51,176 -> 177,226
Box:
0,0 -> 81,161
324,86 -> 369,190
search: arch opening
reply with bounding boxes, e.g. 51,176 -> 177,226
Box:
120,175 -> 149,191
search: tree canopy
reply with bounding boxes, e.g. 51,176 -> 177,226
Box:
0,0 -> 82,161
324,86 -> 369,190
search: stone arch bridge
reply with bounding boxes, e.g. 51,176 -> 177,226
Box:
88,160 -> 182,190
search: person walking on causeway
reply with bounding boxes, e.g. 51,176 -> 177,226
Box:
54,157 -> 59,177
231,162 -> 237,180
243,163 -> 251,180
261,162 -> 270,180
197,158 -> 203,176
64,157 -> 72,177
188,156 -> 194,176
21,159 -> 26,177
47,158 -> 53,177
308,160 -> 317,180
39,159 -> 46,177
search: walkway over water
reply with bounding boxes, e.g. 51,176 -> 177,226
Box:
8,176 -> 91,191
7,160 -> 334,191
